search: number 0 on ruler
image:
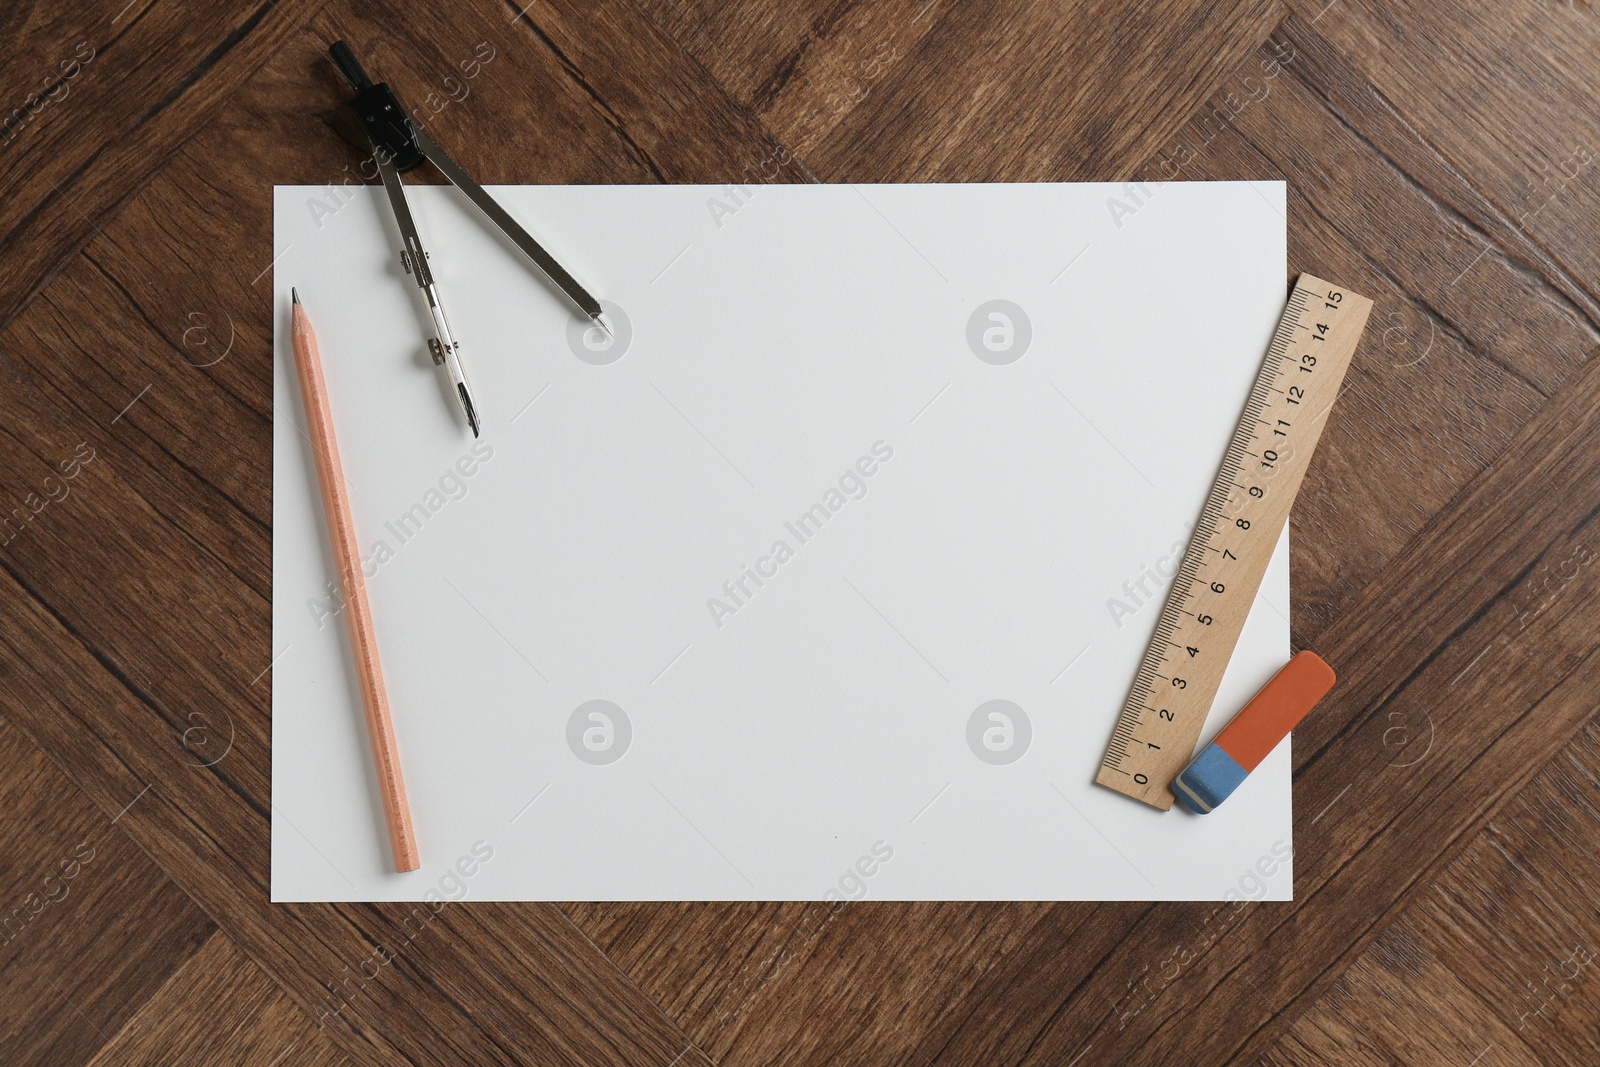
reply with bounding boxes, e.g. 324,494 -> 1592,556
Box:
1095,274 -> 1373,810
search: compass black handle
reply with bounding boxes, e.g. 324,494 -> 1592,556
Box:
329,40 -> 371,92
328,41 -> 425,172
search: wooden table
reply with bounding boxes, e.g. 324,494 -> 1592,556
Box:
2,1 -> 1597,1063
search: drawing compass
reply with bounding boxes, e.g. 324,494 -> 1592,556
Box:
328,40 -> 612,435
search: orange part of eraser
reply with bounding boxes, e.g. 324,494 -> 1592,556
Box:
1211,650 -> 1337,772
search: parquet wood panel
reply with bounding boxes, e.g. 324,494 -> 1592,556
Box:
83,933 -> 350,1067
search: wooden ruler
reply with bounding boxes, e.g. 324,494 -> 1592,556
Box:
1095,274 -> 1372,810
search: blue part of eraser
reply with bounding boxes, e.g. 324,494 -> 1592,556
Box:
1173,743 -> 1249,814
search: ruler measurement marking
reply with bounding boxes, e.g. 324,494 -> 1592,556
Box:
1095,276 -> 1372,808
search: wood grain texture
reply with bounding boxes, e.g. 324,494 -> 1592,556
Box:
1133,14 -> 1599,645
0,0 -> 327,332
0,0 -> 1598,1063
1269,721 -> 1600,1066
84,933 -> 351,1066
806,0 -> 1282,182
1288,0 -> 1600,311
0,715 -> 212,1064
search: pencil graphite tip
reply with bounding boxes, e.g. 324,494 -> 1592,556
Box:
292,287 -> 301,306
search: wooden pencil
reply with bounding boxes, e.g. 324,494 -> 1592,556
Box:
289,288 -> 421,873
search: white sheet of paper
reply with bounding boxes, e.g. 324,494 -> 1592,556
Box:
272,181 -> 1291,901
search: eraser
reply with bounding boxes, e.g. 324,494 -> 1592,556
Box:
1173,650 -> 1336,814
